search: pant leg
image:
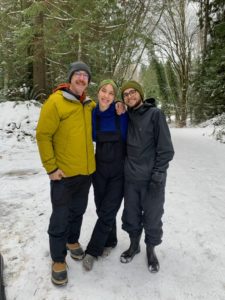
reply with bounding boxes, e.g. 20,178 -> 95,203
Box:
66,175 -> 91,244
141,180 -> 166,246
121,181 -> 143,237
48,179 -> 70,262
92,170 -> 118,247
86,171 -> 124,257
92,170 -> 108,214
105,221 -> 117,247
92,168 -> 112,249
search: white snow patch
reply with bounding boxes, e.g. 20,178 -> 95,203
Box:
198,113 -> 225,143
0,100 -> 41,143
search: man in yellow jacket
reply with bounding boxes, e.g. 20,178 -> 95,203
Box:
36,61 -> 96,286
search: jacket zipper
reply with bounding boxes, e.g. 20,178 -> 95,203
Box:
82,102 -> 89,175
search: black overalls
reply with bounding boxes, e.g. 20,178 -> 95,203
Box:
86,114 -> 125,257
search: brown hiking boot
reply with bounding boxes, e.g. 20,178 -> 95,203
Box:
66,242 -> 84,260
51,262 -> 68,286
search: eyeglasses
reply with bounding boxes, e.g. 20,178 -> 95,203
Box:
123,89 -> 137,98
73,71 -> 89,79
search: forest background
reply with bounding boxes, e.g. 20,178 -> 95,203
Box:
0,0 -> 224,127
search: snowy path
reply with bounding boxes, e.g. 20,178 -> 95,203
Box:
0,128 -> 225,300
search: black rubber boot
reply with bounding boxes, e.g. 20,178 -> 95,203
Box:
146,245 -> 159,273
120,235 -> 141,263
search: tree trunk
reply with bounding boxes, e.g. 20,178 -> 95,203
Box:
179,89 -> 187,127
33,11 -> 46,97
203,0 -> 210,59
2,62 -> 9,92
78,33 -> 82,61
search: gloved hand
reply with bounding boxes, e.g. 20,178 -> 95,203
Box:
150,172 -> 166,186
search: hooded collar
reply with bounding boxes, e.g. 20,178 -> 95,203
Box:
53,82 -> 90,103
144,98 -> 156,107
128,97 -> 157,115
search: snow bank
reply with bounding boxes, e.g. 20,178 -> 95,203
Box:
199,113 -> 225,143
0,100 -> 225,144
0,100 -> 41,142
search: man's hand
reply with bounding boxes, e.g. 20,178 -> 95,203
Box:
115,101 -> 126,115
49,169 -> 66,180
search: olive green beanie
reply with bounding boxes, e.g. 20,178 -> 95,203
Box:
98,79 -> 118,95
121,80 -> 144,101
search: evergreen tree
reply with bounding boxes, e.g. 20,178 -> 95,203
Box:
152,57 -> 171,115
191,0 -> 225,123
0,0 -> 165,100
140,63 -> 161,100
165,60 -> 180,121
152,0 -> 197,126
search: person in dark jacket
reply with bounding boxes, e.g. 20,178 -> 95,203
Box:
83,79 -> 128,271
120,80 -> 174,273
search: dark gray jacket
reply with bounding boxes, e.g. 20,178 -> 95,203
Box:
125,98 -> 174,182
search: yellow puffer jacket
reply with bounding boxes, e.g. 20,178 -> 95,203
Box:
36,90 -> 96,176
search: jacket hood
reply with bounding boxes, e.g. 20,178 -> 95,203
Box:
53,83 -> 70,93
144,98 -> 157,107
53,82 -> 88,103
138,98 -> 157,114
128,97 -> 157,115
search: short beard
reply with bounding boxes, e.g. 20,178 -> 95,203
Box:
132,98 -> 143,109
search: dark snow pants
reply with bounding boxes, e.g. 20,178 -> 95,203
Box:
122,178 -> 166,246
85,161 -> 124,257
48,175 -> 91,262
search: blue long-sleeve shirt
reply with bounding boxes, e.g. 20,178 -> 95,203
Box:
92,103 -> 128,142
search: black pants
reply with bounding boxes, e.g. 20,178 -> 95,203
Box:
86,161 -> 124,257
48,175 -> 91,262
122,179 -> 166,246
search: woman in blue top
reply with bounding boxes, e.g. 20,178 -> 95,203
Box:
83,79 -> 128,271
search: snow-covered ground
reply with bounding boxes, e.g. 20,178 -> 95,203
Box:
198,113 -> 225,144
0,101 -> 225,300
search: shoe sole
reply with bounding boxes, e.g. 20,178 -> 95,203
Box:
120,248 -> 141,264
66,245 -> 84,260
51,277 -> 68,286
148,264 -> 160,273
70,254 -> 84,260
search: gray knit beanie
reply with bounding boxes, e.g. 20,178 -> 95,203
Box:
68,61 -> 91,83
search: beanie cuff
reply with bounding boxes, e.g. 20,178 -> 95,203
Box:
121,80 -> 144,101
68,61 -> 91,83
98,79 -> 118,95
